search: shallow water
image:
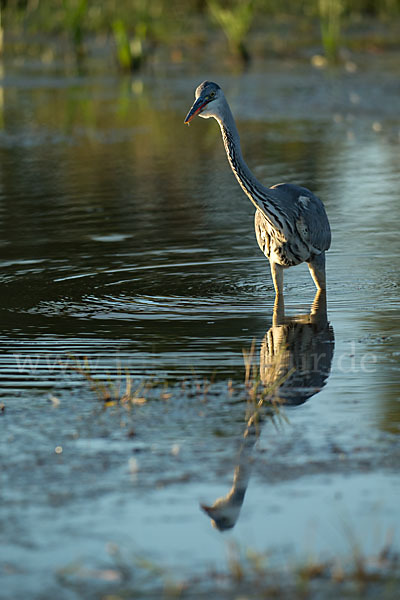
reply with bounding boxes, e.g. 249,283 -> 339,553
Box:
0,57 -> 399,597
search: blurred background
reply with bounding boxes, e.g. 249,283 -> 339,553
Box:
1,0 -> 399,71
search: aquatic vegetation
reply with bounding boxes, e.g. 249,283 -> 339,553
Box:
0,6 -> 3,54
112,0 -> 157,72
66,340 -> 287,414
63,355 -> 152,406
63,0 -> 88,59
318,0 -> 343,62
112,18 -> 145,72
1,1 -> 399,68
57,533 -> 399,598
207,0 -> 254,63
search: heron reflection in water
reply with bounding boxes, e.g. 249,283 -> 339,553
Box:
201,290 -> 334,531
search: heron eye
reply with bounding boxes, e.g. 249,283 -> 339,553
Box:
210,91 -> 215,98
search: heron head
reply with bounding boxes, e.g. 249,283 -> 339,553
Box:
184,81 -> 222,124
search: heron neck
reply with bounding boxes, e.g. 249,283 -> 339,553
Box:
216,103 -> 265,204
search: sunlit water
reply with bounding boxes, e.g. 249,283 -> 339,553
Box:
0,57 -> 399,597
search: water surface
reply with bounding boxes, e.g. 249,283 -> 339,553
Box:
0,57 -> 399,597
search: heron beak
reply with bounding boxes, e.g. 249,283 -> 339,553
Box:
184,97 -> 208,125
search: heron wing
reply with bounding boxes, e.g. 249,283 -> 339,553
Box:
268,183 -> 331,253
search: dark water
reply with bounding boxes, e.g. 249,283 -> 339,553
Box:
1,57 -> 399,597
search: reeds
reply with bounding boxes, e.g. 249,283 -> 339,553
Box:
318,0 -> 343,63
64,0 -> 88,59
208,0 -> 254,63
112,19 -> 146,72
1,1 -> 399,69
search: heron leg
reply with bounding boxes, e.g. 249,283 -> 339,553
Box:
270,262 -> 284,296
308,252 -> 326,291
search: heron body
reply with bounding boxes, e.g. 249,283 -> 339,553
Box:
184,81 -> 331,296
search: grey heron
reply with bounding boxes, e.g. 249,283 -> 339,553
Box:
184,81 -> 331,296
